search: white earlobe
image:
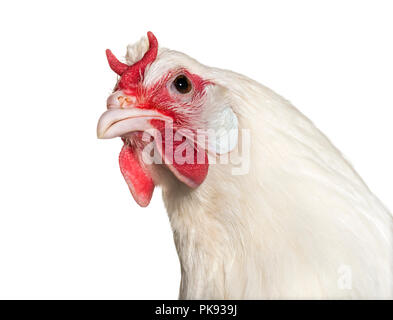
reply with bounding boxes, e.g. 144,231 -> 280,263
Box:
207,106 -> 238,155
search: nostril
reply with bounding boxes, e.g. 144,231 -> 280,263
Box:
118,96 -> 135,108
117,96 -> 125,105
107,91 -> 136,109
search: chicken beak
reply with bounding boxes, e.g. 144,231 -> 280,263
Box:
97,91 -> 172,139
97,108 -> 172,139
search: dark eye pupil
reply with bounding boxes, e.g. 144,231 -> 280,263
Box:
174,75 -> 191,94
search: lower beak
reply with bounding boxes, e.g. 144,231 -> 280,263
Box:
97,108 -> 172,139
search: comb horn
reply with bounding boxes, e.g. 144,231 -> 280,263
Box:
120,32 -> 158,86
135,31 -> 158,75
106,49 -> 128,75
106,32 -> 159,88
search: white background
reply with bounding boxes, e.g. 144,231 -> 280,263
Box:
0,0 -> 392,299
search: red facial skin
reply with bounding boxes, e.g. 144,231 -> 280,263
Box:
132,70 -> 210,189
129,69 -> 210,125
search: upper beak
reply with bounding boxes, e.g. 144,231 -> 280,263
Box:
97,91 -> 171,139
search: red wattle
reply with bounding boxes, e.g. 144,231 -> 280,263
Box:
151,120 -> 209,188
119,144 -> 155,207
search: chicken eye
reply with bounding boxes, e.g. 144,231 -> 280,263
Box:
173,75 -> 192,94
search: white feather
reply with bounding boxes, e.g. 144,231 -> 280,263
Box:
128,39 -> 393,299
125,36 -> 149,65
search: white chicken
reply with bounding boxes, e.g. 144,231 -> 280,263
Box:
97,32 -> 393,299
